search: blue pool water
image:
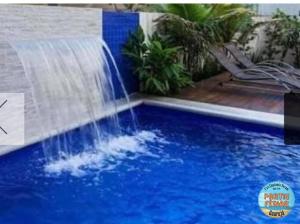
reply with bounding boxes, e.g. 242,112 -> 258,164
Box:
0,105 -> 299,223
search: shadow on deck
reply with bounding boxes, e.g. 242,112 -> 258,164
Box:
174,72 -> 285,114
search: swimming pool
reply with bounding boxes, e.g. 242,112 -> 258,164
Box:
0,104 -> 299,223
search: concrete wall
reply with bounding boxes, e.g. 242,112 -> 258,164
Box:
245,16 -> 297,66
258,4 -> 300,16
139,12 -> 162,42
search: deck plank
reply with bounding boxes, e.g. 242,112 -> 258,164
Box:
174,72 -> 284,114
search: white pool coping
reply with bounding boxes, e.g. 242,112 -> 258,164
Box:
141,95 -> 284,128
0,95 -> 284,157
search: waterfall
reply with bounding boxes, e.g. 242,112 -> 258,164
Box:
10,36 -> 138,164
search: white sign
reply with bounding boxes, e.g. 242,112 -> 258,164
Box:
0,93 -> 24,145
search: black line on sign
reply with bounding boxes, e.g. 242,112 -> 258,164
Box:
0,99 -> 8,109
0,126 -> 7,135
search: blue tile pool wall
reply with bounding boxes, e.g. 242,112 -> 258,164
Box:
103,11 -> 139,98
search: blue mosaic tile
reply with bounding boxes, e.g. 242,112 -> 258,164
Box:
103,11 -> 139,98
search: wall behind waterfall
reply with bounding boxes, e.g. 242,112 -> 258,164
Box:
103,11 -> 139,98
0,5 -> 144,154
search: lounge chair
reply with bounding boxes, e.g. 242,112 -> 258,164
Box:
210,47 -> 300,92
224,43 -> 300,79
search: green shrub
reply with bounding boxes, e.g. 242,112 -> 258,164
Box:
123,27 -> 192,96
262,10 -> 300,68
155,4 -> 255,80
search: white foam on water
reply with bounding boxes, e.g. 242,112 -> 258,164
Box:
44,130 -> 162,176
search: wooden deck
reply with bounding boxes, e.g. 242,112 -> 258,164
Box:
174,72 -> 285,114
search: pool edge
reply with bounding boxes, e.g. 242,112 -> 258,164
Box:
141,96 -> 283,128
0,98 -> 144,157
0,95 -> 284,157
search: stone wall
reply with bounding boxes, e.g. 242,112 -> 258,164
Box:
0,5 -> 102,154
